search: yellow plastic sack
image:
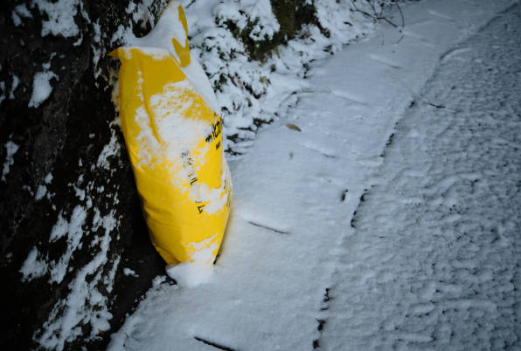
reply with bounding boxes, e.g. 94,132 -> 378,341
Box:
110,0 -> 232,282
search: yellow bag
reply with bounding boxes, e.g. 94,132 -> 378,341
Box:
110,0 -> 232,283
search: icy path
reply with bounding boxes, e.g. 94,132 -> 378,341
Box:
320,5 -> 521,350
108,1 -> 520,350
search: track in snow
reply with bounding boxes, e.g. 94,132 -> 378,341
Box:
320,5 -> 521,350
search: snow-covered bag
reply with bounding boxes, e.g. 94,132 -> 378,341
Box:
110,0 -> 232,287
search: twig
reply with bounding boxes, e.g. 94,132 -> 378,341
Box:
194,337 -> 237,351
427,102 -> 446,109
350,0 -> 405,30
245,220 -> 289,234
395,1 -> 405,29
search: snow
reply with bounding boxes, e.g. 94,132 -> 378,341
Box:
44,172 -> 53,184
12,12 -> 22,27
130,1 -> 189,63
36,211 -> 119,351
49,212 -> 69,243
9,75 -> 20,99
0,81 -> 5,106
2,140 -> 20,182
91,20 -> 103,79
20,247 -> 49,282
12,2 -> 32,26
123,267 -> 139,277
179,0 -> 373,155
25,120 -> 132,349
107,0 -> 521,350
165,233 -> 220,288
126,0 -> 156,30
34,0 -> 81,38
49,205 -> 88,284
28,71 -> 58,108
118,0 -> 220,113
15,4 -> 32,18
96,125 -> 121,171
214,0 -> 280,41
320,8 -> 521,349
35,185 -> 47,201
133,78 -> 211,170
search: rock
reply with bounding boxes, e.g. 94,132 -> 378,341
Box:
0,1 -> 166,350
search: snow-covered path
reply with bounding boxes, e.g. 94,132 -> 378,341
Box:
108,1 -> 521,350
320,5 -> 521,350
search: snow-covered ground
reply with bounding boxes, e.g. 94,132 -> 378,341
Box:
108,0 -> 521,350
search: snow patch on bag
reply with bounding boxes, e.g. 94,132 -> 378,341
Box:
166,234 -> 220,288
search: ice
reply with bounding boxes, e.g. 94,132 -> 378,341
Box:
28,71 -> 58,108
2,140 -> 20,182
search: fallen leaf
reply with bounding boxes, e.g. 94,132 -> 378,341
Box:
285,123 -> 301,132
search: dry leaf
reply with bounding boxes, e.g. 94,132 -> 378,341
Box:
285,123 -> 301,132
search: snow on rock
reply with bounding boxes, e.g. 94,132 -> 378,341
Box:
15,4 -> 32,18
35,211 -> 120,351
44,172 -> 53,184
48,205 -> 88,284
9,75 -> 20,99
2,140 -> 20,182
12,12 -> 22,27
96,124 -> 121,171
20,247 -> 49,282
28,71 -> 58,108
126,0 -> 157,30
123,267 -> 139,277
33,0 -> 81,38
35,184 -> 47,201
11,4 -> 32,27
0,81 -> 5,106
49,212 -> 69,243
